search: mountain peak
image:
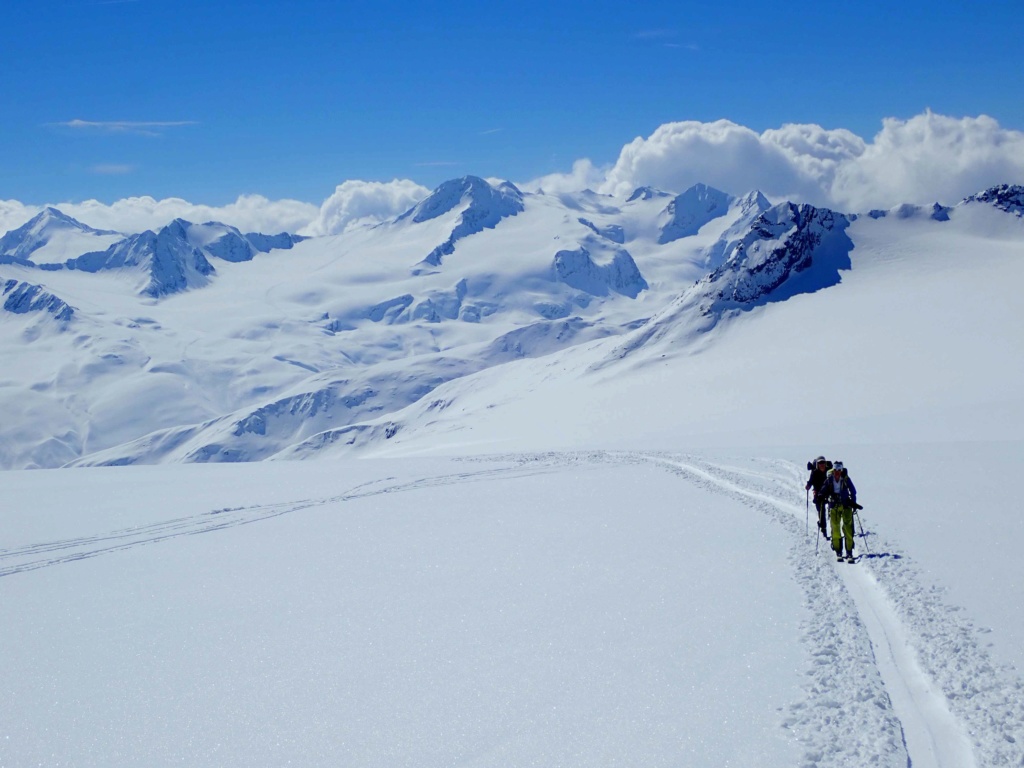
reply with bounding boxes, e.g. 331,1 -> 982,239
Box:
401,177 -> 526,269
658,183 -> 734,244
5,207 -> 112,238
626,186 -> 672,203
39,206 -> 76,224
401,176 -> 524,225
0,208 -> 121,263
735,190 -> 772,215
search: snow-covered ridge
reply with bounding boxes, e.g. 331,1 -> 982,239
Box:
695,189 -> 774,270
183,220 -> 305,263
602,201 -> 852,363
962,183 -> 1024,216
863,203 -> 952,221
2,279 -> 75,322
699,202 -> 852,311
68,220 -> 216,298
3,212 -> 305,298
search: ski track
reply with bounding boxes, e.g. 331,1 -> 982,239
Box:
0,463 -> 561,578
621,450 -> 1023,768
5,451 -> 1024,767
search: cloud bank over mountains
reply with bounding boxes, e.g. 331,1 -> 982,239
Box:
536,111 -> 1024,212
0,195 -> 320,241
3,110 -> 1022,237
311,179 -> 433,236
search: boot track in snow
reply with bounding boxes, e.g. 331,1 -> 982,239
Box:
627,451 -> 1022,768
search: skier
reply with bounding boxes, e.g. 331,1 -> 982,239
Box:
821,461 -> 858,561
805,456 -> 831,538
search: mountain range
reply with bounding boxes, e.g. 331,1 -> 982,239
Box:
1,178 -> 1021,470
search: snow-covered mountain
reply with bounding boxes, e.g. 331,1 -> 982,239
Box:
67,220 -> 217,297
657,182 -> 734,244
396,175 -> 525,269
0,207 -> 123,265
2,211 -> 305,298
0,178 -> 1021,470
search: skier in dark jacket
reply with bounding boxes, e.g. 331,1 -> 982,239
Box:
805,456 -> 831,538
821,461 -> 858,561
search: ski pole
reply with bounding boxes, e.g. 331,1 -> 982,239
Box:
815,509 -> 821,555
854,508 -> 870,554
806,488 -> 809,537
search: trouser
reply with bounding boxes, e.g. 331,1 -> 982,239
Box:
815,497 -> 828,534
830,504 -> 855,555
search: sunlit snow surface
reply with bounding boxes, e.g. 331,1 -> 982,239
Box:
4,447 -> 1023,767
2,181 -> 1024,766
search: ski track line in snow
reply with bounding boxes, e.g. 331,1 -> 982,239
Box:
629,451 -> 1024,768
0,463 -> 562,579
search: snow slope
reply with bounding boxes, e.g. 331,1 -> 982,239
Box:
2,178 -> 1024,766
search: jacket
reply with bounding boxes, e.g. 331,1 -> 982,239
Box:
821,471 -> 857,507
805,467 -> 830,495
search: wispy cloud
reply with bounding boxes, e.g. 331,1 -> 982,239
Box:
51,119 -> 198,137
631,30 -> 698,50
90,164 -> 136,175
630,29 -> 677,41
480,128 -> 503,136
630,29 -> 704,50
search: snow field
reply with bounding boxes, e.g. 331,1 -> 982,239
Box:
6,448 -> 1021,766
2,455 -> 805,767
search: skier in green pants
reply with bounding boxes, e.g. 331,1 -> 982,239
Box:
822,461 -> 858,561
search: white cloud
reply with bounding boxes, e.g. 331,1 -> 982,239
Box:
529,111 -> 1024,211
597,119 -> 821,202
0,200 -> 37,237
0,195 -> 320,236
521,158 -> 607,195
830,111 -> 1024,210
0,182 -> 428,239
53,119 -> 198,137
307,179 -> 431,236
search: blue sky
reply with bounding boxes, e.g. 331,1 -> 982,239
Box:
3,0 -> 1023,207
